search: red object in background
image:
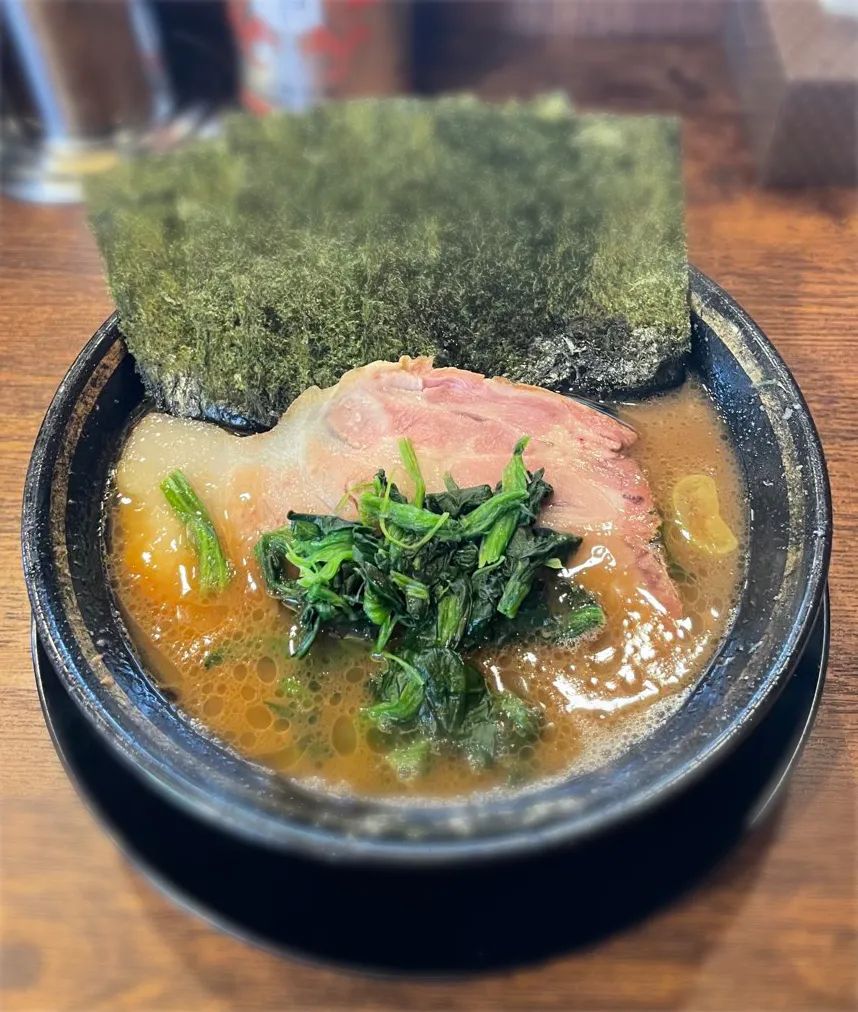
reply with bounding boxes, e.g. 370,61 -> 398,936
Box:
230,0 -> 280,62
228,0 -> 406,113
300,1 -> 372,89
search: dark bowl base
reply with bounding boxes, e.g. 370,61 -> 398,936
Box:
32,589 -> 829,976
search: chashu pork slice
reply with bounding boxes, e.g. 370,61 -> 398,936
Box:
115,357 -> 681,617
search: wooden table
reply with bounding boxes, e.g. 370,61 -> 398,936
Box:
2,38 -> 856,1012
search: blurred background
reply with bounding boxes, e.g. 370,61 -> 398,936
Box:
1,7 -> 856,1006
1,0 -> 856,202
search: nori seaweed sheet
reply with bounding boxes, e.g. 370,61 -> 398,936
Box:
86,95 -> 689,428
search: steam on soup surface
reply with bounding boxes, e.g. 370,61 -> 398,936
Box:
108,367 -> 745,799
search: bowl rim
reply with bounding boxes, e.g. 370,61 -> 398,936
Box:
22,267 -> 833,865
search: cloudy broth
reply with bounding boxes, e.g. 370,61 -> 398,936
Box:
108,378 -> 745,798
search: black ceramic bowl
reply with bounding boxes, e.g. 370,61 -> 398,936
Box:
22,268 -> 831,866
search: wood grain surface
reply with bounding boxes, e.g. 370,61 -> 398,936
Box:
2,38 -> 857,1012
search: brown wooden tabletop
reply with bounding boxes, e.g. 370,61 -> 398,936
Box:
1,38 -> 856,1012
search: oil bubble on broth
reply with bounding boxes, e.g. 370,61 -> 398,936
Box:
108,377 -> 746,800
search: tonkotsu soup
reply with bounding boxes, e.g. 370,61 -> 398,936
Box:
108,367 -> 745,800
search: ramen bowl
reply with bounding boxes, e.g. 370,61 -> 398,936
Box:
22,268 -> 831,866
